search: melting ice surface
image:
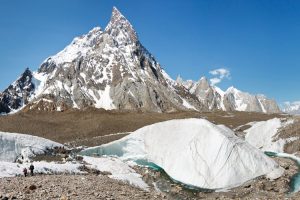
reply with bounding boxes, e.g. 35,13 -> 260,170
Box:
245,118 -> 297,153
79,118 -> 283,190
0,131 -> 62,162
265,151 -> 300,193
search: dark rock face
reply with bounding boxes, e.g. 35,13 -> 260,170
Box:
0,68 -> 35,113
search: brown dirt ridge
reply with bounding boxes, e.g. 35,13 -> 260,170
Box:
0,109 -> 284,146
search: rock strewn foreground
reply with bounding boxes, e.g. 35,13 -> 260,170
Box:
0,174 -> 159,200
1,157 -> 300,200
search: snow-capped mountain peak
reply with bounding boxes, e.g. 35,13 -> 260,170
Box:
282,101 -> 300,115
175,75 -> 183,84
175,75 -> 194,90
175,76 -> 280,113
226,86 -> 240,94
199,76 -> 207,81
0,7 -> 281,114
105,6 -> 138,45
0,7 -> 206,113
198,76 -> 210,89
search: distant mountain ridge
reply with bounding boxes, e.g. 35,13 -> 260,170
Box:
175,76 -> 280,113
282,102 -> 300,115
0,7 -> 280,114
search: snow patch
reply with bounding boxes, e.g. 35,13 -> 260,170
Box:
31,72 -> 47,100
258,98 -> 267,113
181,98 -> 197,111
91,85 -> 115,110
0,161 -> 83,178
83,156 -> 148,190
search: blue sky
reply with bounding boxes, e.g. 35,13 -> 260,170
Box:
0,0 -> 299,104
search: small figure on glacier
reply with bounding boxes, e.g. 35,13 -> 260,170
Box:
23,168 -> 28,177
29,164 -> 35,176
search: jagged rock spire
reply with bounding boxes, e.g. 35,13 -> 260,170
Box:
105,6 -> 138,45
176,75 -> 183,84
198,76 -> 210,89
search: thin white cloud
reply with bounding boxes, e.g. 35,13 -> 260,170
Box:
210,78 -> 221,86
209,68 -> 230,86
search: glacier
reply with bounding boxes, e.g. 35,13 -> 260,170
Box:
79,118 -> 283,190
245,118 -> 297,153
0,131 -> 148,190
0,131 -> 63,162
244,118 -> 300,193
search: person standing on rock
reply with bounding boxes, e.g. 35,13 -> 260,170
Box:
23,168 -> 28,177
29,164 -> 34,176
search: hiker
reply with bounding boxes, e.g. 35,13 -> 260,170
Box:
23,168 -> 28,177
29,164 -> 34,176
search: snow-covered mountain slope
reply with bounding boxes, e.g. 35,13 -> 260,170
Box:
176,77 -> 280,113
79,118 -> 283,190
223,87 -> 280,113
0,7 -> 203,113
282,101 -> 300,115
0,132 -> 62,162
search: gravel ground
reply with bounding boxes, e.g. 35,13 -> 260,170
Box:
0,174 -> 161,200
1,157 -> 300,200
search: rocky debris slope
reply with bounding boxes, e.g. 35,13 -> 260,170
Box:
176,76 -> 280,113
0,7 -> 280,114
